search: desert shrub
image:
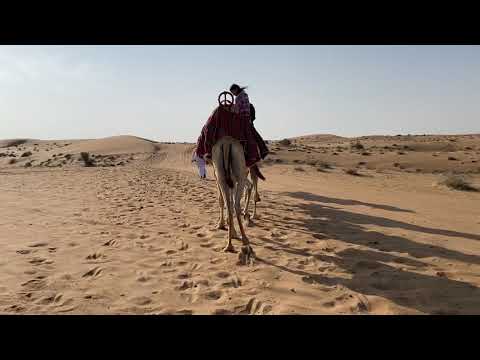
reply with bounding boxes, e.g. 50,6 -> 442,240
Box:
3,139 -> 27,148
21,151 -> 32,157
344,168 -> 361,176
448,156 -> 458,161
294,166 -> 305,172
80,152 -> 95,167
351,142 -> 364,150
8,158 -> 16,164
442,175 -> 477,192
318,162 -> 332,169
279,139 -> 291,146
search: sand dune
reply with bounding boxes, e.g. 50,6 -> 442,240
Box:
0,133 -> 479,314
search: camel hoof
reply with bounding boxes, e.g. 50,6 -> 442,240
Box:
223,244 -> 236,253
217,224 -> 227,231
237,245 -> 255,266
255,195 -> 261,202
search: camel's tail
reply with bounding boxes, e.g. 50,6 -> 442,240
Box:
222,143 -> 234,188
252,164 -> 266,181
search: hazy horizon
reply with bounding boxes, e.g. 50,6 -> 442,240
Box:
1,45 -> 479,142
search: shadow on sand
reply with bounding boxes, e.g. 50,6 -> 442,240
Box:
255,191 -> 480,314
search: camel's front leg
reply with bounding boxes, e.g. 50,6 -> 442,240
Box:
243,179 -> 253,225
251,171 -> 260,220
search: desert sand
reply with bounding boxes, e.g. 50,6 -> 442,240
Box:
1,134 -> 479,314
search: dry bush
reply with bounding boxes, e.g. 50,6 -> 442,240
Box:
279,139 -> 291,146
351,142 -> 364,150
80,152 -> 95,167
344,168 -> 361,176
21,151 -> 32,157
8,158 -> 16,165
442,175 -> 477,192
294,166 -> 305,172
448,156 -> 458,161
3,139 -> 27,148
318,162 -> 332,169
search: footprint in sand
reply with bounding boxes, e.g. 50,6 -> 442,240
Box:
177,273 -> 191,279
29,257 -> 48,265
216,271 -> 230,279
16,249 -> 32,255
194,279 -> 209,287
189,263 -> 202,271
131,296 -> 152,306
86,252 -> 104,260
82,266 -> 103,278
28,242 -> 49,248
204,290 -> 223,301
175,309 -> 194,315
178,242 -> 189,251
211,308 -> 233,315
21,278 -> 47,290
236,298 -> 273,315
176,281 -> 194,291
222,275 -> 242,289
210,258 -> 224,265
322,301 -> 336,308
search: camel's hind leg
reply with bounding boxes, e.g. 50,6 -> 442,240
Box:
217,180 -> 235,253
216,182 -> 227,230
234,178 -> 255,265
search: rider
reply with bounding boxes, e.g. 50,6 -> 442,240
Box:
229,84 -> 269,160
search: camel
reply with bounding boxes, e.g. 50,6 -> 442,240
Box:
211,136 -> 255,265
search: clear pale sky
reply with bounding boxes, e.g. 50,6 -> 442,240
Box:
1,45 -> 479,142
